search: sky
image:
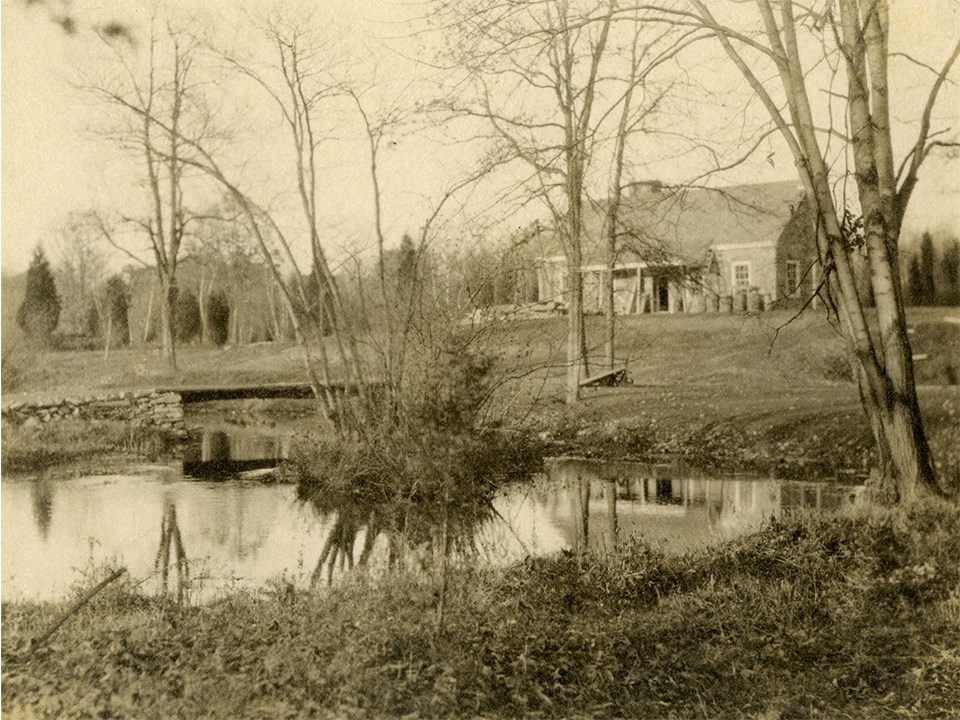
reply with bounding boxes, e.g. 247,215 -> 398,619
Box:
2,0 -> 959,275
1,0 -> 450,275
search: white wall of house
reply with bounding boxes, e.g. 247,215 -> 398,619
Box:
536,256 -> 567,302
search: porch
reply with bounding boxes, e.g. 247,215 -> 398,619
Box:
537,257 -> 695,315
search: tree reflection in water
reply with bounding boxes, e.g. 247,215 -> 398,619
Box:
299,476 -> 500,587
154,495 -> 189,602
30,476 -> 55,541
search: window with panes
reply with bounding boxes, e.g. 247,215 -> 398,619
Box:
733,262 -> 750,290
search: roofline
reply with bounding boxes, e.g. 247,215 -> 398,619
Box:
580,261 -> 648,271
714,241 -> 777,251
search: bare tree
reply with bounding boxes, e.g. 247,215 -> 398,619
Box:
598,12 -> 687,371
215,16 -> 373,416
55,212 -> 107,337
663,0 -> 959,501
436,0 -> 615,403
83,19 -> 219,372
349,89 -> 406,385
430,0 -> 690,401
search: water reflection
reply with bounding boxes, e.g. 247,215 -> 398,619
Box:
30,477 -> 54,541
1,472 -> 296,603
182,430 -> 290,479
155,496 -> 189,602
539,459 -> 861,554
300,481 -> 496,587
0,458 -> 861,602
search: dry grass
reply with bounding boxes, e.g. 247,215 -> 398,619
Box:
4,307 -> 956,401
4,504 -> 959,718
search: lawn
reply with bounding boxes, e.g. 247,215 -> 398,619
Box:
3,307 -> 957,398
4,307 -> 958,479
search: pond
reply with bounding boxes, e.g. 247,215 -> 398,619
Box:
181,428 -> 290,479
1,445 -> 863,603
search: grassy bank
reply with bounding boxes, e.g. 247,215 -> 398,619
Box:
527,383 -> 960,483
0,420 -> 183,476
4,504 -> 959,718
6,308 -> 956,480
3,308 -> 957,400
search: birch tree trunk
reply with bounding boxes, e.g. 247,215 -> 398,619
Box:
686,0 -> 956,502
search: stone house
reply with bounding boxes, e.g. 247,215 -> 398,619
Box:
533,180 -> 818,314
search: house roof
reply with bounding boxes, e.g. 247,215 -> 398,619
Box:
532,180 -> 807,267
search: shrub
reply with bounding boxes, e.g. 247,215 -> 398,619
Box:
173,288 -> 201,343
207,291 -> 230,346
1,348 -> 28,392
283,345 -> 542,582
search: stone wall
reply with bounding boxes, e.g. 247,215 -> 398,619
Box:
1,390 -> 185,434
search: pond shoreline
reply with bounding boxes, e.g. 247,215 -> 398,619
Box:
4,389 -> 957,484
3,394 -> 958,718
0,419 -> 184,478
1,413 -> 866,483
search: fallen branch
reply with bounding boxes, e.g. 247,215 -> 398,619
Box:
29,568 -> 127,654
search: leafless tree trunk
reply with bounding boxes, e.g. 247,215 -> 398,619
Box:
218,19 -> 375,418
432,0 -> 688,400
434,0 -> 619,402
84,20 -> 213,373
600,18 -> 678,370
351,90 -> 403,388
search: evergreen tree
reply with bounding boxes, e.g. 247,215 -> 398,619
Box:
941,239 -> 960,306
104,275 -> 131,346
207,290 -> 231,346
173,287 -> 202,343
919,232 -> 936,305
86,305 -> 101,338
16,246 -> 61,343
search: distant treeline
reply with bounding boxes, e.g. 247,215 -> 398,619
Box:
905,232 -> 960,307
2,235 -> 543,352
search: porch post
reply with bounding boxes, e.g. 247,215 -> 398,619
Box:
635,267 -> 641,314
